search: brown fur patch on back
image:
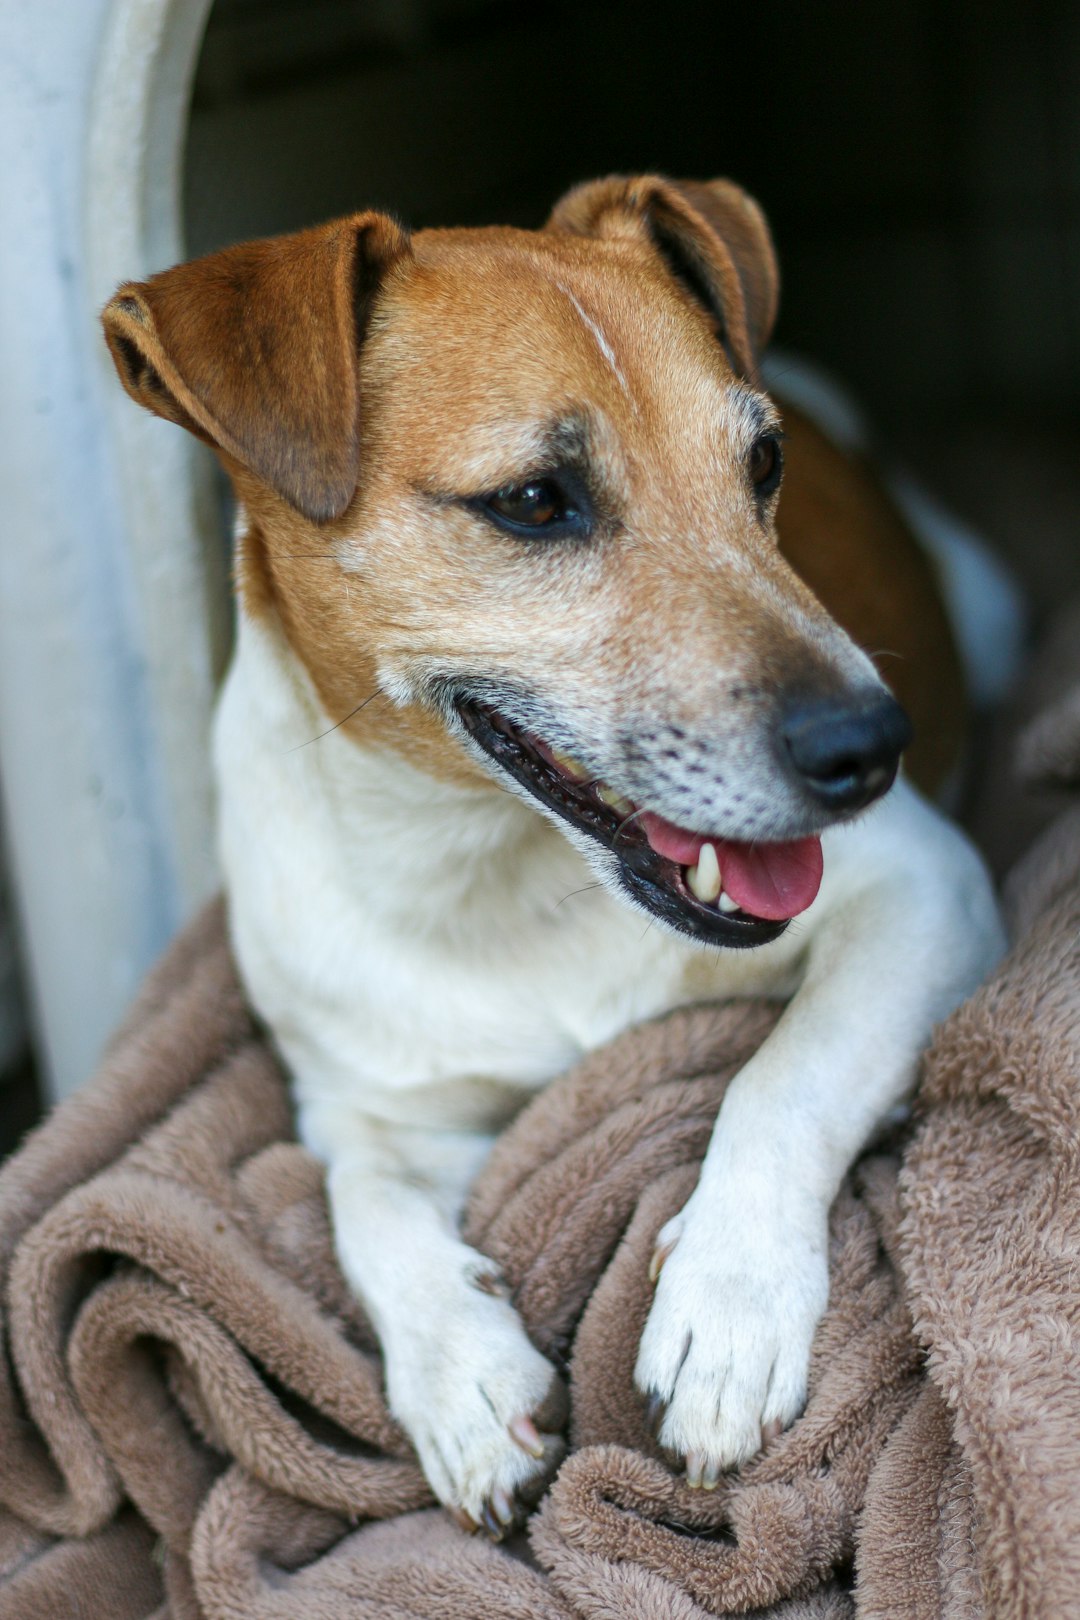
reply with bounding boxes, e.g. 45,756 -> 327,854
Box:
775,407 -> 966,795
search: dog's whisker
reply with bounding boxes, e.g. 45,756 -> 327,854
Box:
615,807 -> 648,842
553,883 -> 602,910
288,691 -> 384,752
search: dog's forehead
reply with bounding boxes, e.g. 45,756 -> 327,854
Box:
366,226 -> 768,481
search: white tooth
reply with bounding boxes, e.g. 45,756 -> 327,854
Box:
687,842 -> 722,904
551,747 -> 591,781
718,891 -> 740,914
596,783 -> 634,815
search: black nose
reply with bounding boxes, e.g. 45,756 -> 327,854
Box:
781,691 -> 913,812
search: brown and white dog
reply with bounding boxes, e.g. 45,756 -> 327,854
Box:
102,175 -> 1005,1536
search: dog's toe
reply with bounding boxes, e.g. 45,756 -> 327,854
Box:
469,1424 -> 566,1540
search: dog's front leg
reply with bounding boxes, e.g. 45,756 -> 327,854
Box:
300,1102 -> 566,1533
634,784 -> 1004,1482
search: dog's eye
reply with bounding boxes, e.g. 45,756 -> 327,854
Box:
485,479 -> 575,531
748,434 -> 783,498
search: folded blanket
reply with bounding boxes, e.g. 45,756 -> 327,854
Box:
1,615 -> 1079,1618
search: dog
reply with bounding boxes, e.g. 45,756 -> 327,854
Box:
102,174 -> 1005,1537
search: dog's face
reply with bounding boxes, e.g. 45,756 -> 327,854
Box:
104,175 -> 910,949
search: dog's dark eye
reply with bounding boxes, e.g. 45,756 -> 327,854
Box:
486,479 -> 573,530
748,434 -> 783,498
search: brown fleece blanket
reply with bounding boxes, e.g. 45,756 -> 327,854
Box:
2,622 -> 1080,1618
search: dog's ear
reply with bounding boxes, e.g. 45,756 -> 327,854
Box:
101,213 -> 412,523
548,175 -> 778,377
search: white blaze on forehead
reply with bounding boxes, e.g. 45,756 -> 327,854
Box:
552,280 -> 630,395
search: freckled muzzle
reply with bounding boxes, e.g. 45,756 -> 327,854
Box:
456,698 -> 792,949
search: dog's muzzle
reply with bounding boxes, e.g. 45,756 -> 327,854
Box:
455,697 -> 813,949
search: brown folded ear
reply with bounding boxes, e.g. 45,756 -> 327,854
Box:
101,212 -> 411,523
547,175 -> 779,377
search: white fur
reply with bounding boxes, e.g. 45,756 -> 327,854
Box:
215,594 -> 1003,1520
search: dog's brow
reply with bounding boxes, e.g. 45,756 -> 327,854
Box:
543,411 -> 593,467
411,410 -> 602,506
728,384 -> 781,445
552,280 -> 630,395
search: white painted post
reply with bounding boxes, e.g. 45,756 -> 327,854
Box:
0,0 -> 226,1099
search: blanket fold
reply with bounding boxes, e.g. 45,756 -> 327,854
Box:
2,605 -> 1080,1617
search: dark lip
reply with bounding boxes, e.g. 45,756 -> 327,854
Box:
455,697 -> 789,950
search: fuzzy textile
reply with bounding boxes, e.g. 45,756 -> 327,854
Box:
1,630 -> 1079,1617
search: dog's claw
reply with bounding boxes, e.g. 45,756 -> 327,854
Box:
667,1416 -> 783,1494
480,1500 -> 505,1539
648,1236 -> 678,1285
491,1486 -> 516,1527
509,1413 -> 546,1459
448,1506 -> 479,1534
468,1262 -> 512,1298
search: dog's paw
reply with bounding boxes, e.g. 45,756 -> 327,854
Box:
385,1282 -> 566,1536
634,1193 -> 828,1485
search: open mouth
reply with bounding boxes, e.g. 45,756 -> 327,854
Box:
456,699 -> 823,949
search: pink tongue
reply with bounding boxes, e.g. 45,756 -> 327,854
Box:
639,812 -> 823,921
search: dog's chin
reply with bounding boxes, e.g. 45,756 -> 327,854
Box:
455,697 -> 791,950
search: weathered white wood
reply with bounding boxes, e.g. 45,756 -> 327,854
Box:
0,0 -> 226,1099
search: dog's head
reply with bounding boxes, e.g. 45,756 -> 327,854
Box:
103,175 -> 910,949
